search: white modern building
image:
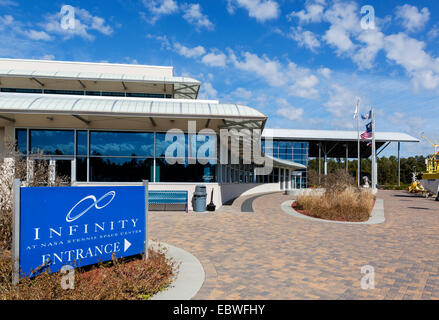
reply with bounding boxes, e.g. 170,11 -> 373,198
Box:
0,59 -> 419,209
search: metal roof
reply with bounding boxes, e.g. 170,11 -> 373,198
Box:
0,93 -> 266,120
0,59 -> 201,99
262,129 -> 420,143
266,154 -> 307,170
0,68 -> 200,85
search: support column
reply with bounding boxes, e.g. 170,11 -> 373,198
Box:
71,159 -> 76,184
398,142 -> 401,187
345,144 -> 349,173
49,160 -> 56,185
324,154 -> 328,175
318,143 -> 322,176
26,159 -> 34,185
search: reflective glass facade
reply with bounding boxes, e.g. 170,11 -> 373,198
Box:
16,129 -> 217,183
262,139 -> 309,188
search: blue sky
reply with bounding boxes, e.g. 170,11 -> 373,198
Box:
1,0 -> 438,157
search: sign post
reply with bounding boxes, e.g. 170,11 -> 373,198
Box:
12,179 -> 20,285
143,180 -> 149,261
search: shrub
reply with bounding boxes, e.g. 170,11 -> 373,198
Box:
308,169 -> 355,193
0,244 -> 177,300
296,187 -> 375,222
0,139 -> 69,252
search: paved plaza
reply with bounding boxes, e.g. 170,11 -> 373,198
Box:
149,191 -> 439,299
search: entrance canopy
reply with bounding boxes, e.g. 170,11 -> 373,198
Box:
263,129 -> 419,158
0,93 -> 266,122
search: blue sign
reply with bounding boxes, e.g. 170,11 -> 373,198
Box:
19,186 -> 146,275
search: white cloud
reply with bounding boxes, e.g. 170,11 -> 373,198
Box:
142,0 -> 179,24
287,62 -> 320,99
276,98 -> 304,121
396,4 -> 430,33
43,7 -> 113,40
288,0 -> 326,24
182,3 -> 214,30
173,42 -> 206,58
230,51 -> 287,86
227,0 -> 280,22
0,0 -> 17,6
0,15 -> 53,41
232,87 -> 252,100
383,32 -> 439,90
198,81 -> 217,100
352,29 -> 385,69
201,51 -> 227,67
22,29 -> 52,41
324,84 -> 357,119
322,1 -> 360,54
318,67 -> 331,79
146,34 -> 171,50
289,27 -> 320,52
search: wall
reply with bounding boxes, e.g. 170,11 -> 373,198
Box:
73,181 -> 283,211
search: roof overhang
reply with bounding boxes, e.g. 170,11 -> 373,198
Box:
0,59 -> 201,99
0,93 -> 267,121
262,128 -> 419,158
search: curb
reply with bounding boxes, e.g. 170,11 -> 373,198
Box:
281,199 -> 385,225
149,241 -> 205,300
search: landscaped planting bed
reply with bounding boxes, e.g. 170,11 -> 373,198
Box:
294,187 -> 376,222
0,245 -> 177,300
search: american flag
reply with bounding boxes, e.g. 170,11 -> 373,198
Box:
361,122 -> 373,142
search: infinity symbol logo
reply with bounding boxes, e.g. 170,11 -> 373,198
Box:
66,191 -> 116,222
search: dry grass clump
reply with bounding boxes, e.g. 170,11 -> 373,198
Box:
296,187 -> 375,222
0,245 -> 177,300
296,169 -> 375,222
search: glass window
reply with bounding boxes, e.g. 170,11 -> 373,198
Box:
55,160 -> 71,182
90,131 -> 154,157
155,158 -> 215,182
2,88 -> 43,94
76,131 -> 88,156
156,132 -> 188,158
76,157 -> 87,182
85,91 -> 101,96
29,130 -> 74,155
101,91 -> 125,97
90,157 -> 153,182
44,89 -> 84,95
190,134 -> 216,159
15,129 -> 27,154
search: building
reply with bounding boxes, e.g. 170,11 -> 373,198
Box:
0,59 -> 419,209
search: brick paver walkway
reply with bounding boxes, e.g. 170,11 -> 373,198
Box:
149,190 -> 439,299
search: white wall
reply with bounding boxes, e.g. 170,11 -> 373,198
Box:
73,181 -> 283,211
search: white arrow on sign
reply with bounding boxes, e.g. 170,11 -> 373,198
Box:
124,239 -> 131,252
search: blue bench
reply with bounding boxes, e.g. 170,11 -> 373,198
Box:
148,190 -> 188,212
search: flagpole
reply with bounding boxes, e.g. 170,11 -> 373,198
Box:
357,99 -> 361,187
371,108 -> 377,193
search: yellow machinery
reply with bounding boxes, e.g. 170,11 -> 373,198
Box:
415,135 -> 439,200
408,171 -> 427,196
421,135 -> 439,180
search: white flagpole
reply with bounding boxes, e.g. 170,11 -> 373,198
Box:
371,108 -> 377,193
356,99 -> 361,187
